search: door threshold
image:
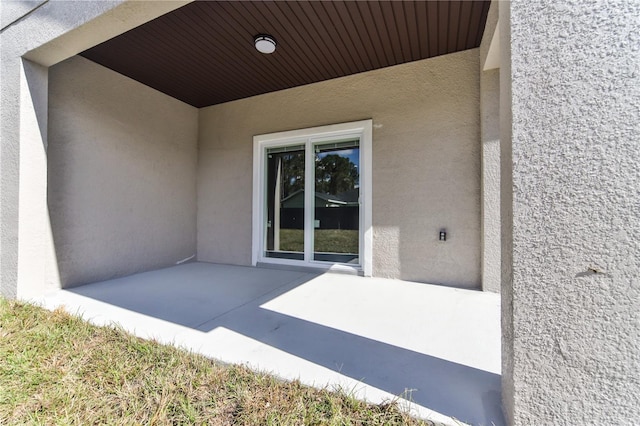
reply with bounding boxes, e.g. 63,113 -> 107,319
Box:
256,262 -> 363,276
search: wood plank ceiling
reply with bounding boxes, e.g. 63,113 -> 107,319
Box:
81,1 -> 491,108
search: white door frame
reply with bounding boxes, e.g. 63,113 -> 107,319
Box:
252,119 -> 372,276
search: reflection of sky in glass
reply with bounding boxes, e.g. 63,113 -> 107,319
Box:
317,148 -> 360,169
317,147 -> 360,189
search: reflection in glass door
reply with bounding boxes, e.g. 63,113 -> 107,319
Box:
255,120 -> 371,274
264,145 -> 305,260
313,139 -> 360,264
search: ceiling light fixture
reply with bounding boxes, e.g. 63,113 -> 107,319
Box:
254,34 -> 277,54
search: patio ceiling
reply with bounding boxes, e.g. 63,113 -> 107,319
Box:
80,1 -> 491,108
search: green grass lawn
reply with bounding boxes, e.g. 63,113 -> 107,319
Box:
0,298 -> 433,425
279,229 -> 359,253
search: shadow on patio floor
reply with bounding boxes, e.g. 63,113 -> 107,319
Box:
66,262 -> 503,426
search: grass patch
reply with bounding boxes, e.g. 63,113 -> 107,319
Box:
0,298 -> 433,425
279,229 -> 359,253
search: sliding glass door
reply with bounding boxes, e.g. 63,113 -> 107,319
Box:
253,120 -> 372,275
313,140 -> 360,264
264,145 -> 305,260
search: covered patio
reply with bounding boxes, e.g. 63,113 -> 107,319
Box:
35,262 -> 502,426
4,1 -> 638,424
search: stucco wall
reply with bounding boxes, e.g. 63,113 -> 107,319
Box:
479,1 -> 501,294
1,0 -> 188,299
198,50 -> 481,288
498,3 -> 515,422
480,71 -> 501,294
1,0 -> 47,30
505,1 -> 640,424
48,56 -> 198,288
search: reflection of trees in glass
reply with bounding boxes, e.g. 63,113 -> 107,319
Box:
280,153 -> 359,198
280,153 -> 304,197
315,154 -> 359,196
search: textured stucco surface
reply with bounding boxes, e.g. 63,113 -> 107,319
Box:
480,71 -> 500,294
480,0 -> 501,293
498,3 -> 515,423
1,0 -> 125,298
1,0 -> 47,30
48,56 -> 198,287
198,50 -> 481,288
480,0 -> 499,71
506,1 -> 640,423
1,0 -> 189,298
15,59 -> 57,300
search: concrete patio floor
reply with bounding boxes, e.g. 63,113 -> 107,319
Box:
36,262 -> 503,426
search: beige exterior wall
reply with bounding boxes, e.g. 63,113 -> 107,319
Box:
1,0 -> 189,299
1,0 -> 47,29
503,1 -> 640,423
198,50 -> 481,288
479,0 -> 501,293
480,70 -> 501,293
47,56 -> 198,288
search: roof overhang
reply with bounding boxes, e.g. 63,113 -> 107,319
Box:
77,0 -> 491,108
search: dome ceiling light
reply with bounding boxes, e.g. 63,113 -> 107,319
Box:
254,34 -> 277,54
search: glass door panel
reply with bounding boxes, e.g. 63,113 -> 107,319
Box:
265,145 -> 305,260
313,139 -> 360,264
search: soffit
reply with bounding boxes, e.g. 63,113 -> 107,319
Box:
80,1 -> 490,108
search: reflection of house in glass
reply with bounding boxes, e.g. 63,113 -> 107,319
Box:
280,189 -> 359,231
